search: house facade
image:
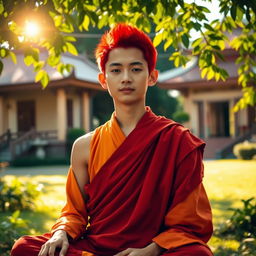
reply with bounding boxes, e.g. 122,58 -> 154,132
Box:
0,52 -> 103,161
158,49 -> 256,159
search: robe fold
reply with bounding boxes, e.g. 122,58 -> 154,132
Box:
11,108 -> 213,256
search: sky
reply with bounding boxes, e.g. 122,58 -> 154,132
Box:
187,0 -> 223,39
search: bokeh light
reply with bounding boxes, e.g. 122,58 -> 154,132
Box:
24,20 -> 40,38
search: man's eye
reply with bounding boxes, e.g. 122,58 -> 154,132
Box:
111,69 -> 120,73
132,68 -> 142,72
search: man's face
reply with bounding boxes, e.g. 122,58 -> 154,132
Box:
98,47 -> 157,106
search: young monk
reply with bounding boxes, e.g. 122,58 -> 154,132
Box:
11,24 -> 213,256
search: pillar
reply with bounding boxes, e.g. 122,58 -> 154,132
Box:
229,99 -> 235,138
82,91 -> 90,132
0,96 -> 4,135
8,99 -> 16,133
203,101 -> 210,138
56,89 -> 67,141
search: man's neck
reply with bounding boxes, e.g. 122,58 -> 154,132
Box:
114,103 -> 146,137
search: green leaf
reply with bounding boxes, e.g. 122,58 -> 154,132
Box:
35,70 -> 49,88
47,54 -> 61,66
201,68 -> 208,78
236,6 -> 244,22
57,63 -> 66,74
12,210 -> 20,219
82,15 -> 90,30
174,56 -> 180,67
65,64 -> 73,73
9,51 -> 17,64
24,55 -> 34,66
231,3 -> 237,21
41,72 -> 49,88
64,36 -> 76,43
24,48 -> 39,62
0,1 -> 4,15
98,13 -> 108,29
204,23 -> 214,32
66,42 -> 78,56
198,6 -> 211,13
192,38 -> 203,48
35,70 -> 45,83
193,22 -> 201,31
164,38 -> 173,51
153,32 -> 163,47
142,17 -> 151,33
0,48 -> 8,58
53,15 -> 63,27
207,69 -> 214,80
34,61 -> 45,73
181,34 -> 189,48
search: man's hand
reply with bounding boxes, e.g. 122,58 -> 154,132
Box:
114,242 -> 164,256
38,230 -> 69,256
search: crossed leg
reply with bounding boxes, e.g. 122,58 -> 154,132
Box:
12,235 -> 212,256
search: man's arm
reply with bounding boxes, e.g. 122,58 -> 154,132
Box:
39,133 -> 93,256
152,148 -> 213,251
71,132 -> 92,199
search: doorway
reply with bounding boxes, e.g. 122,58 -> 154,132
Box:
208,101 -> 230,137
17,100 -> 35,132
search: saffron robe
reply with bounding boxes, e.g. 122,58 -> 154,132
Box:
11,108 -> 213,256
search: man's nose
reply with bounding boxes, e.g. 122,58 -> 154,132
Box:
121,70 -> 132,84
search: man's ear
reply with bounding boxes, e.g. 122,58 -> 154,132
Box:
98,73 -> 108,89
148,69 -> 159,87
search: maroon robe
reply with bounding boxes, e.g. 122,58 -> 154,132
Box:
11,110 -> 212,256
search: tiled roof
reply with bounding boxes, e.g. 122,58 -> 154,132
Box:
0,51 -> 99,86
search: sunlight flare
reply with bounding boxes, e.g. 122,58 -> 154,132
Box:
24,20 -> 40,38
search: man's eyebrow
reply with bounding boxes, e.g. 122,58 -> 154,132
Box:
109,63 -> 122,67
108,61 -> 144,67
130,61 -> 144,66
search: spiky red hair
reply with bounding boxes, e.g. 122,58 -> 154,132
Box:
95,24 -> 157,74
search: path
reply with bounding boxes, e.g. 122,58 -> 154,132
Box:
0,165 -> 69,177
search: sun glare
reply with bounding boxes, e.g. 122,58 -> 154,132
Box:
24,21 -> 40,38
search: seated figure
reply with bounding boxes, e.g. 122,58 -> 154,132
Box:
12,23 -> 213,256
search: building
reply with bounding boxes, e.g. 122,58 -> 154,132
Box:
0,51 -> 103,162
158,49 -> 256,159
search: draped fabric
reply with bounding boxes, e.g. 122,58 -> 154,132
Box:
11,108 -> 213,256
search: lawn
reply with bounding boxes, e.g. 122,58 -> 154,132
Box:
1,159 -> 256,254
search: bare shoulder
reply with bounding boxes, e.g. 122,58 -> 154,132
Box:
71,131 -> 94,166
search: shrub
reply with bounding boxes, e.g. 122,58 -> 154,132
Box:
0,211 -> 28,256
238,238 -> 256,256
66,128 -> 85,155
0,178 -> 43,211
219,198 -> 256,240
11,156 -> 69,167
172,111 -> 190,124
233,141 -> 256,160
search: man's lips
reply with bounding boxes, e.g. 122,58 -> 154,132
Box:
119,87 -> 135,92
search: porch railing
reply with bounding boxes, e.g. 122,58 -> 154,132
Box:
216,124 -> 256,159
0,130 -> 24,150
8,129 -> 58,160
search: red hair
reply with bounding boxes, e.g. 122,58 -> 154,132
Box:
95,24 -> 157,73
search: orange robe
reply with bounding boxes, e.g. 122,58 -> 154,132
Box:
12,108 -> 213,256
51,109 -> 213,254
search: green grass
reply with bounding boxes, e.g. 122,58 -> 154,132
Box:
1,174 -> 67,233
204,159 -> 256,253
1,159 -> 256,254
